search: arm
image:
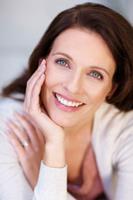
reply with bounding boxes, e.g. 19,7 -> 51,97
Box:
7,113 -> 67,200
7,112 -> 75,200
7,59 -> 68,200
0,127 -> 33,200
113,124 -> 133,200
33,162 -> 67,200
24,59 -> 68,200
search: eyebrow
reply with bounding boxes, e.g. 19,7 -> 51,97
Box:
52,52 -> 110,76
52,52 -> 73,62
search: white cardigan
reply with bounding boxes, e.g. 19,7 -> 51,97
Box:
0,97 -> 133,200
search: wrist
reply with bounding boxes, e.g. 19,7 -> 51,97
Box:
45,129 -> 65,144
43,141 -> 66,168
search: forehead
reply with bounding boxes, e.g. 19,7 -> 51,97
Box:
50,28 -> 116,72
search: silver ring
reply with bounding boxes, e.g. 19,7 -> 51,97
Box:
22,140 -> 29,148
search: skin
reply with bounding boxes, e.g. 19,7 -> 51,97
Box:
7,28 -> 116,198
42,28 -> 115,131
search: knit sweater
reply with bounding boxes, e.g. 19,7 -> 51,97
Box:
0,97 -> 133,200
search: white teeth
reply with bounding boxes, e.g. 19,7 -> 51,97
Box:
55,94 -> 83,107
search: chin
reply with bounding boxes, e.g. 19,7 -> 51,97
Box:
48,110 -> 76,128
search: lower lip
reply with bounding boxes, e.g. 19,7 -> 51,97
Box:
54,94 -> 83,112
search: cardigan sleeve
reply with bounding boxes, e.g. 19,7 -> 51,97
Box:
0,130 -> 73,200
0,124 -> 34,200
33,162 -> 68,200
112,122 -> 133,200
0,98 -> 34,200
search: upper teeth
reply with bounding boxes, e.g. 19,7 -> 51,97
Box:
56,94 -> 83,107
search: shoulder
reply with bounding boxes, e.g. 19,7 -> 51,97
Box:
0,97 -> 23,164
0,96 -> 23,139
93,102 -> 133,166
93,103 -> 133,198
94,102 -> 133,163
0,97 -> 33,198
0,96 -> 23,111
95,102 -> 133,135
93,103 -> 133,156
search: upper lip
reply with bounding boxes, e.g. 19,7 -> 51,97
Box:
54,92 -> 85,104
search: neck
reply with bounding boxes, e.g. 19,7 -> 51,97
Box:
64,117 -> 94,141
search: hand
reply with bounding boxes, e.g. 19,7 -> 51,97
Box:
24,59 -> 65,144
24,60 -> 66,167
7,112 -> 45,189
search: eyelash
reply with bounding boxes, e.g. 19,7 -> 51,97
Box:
55,58 -> 70,68
88,71 -> 103,80
55,58 -> 104,80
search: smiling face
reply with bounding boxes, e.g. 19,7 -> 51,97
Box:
41,28 -> 116,128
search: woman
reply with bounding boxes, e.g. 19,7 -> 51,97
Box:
0,2 -> 133,200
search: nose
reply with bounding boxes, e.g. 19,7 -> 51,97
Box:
64,72 -> 83,94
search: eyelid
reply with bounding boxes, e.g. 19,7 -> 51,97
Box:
89,70 -> 104,80
55,57 -> 71,68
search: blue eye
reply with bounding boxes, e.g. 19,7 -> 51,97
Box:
55,58 -> 70,68
89,71 -> 103,80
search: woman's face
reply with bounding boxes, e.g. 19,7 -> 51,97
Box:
41,28 -> 116,128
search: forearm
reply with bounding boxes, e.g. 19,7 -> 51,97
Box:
33,138 -> 67,200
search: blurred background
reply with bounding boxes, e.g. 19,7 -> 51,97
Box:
0,0 -> 133,92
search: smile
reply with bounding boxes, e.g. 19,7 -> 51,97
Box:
55,93 -> 84,107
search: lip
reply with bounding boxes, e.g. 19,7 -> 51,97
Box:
53,92 -> 85,112
54,92 -> 84,104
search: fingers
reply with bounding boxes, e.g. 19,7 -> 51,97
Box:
30,72 -> 45,113
19,112 -> 44,151
6,112 -> 44,158
8,118 -> 29,144
23,58 -> 64,144
14,112 -> 42,151
7,122 -> 26,158
24,59 -> 46,112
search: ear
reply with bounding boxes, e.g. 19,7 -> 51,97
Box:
107,84 -> 118,99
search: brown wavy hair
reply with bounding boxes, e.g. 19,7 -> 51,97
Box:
1,2 -> 133,111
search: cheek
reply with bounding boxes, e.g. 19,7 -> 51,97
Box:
45,63 -> 69,88
86,83 -> 112,102
98,84 -> 113,102
44,64 -> 57,89
45,69 -> 53,88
